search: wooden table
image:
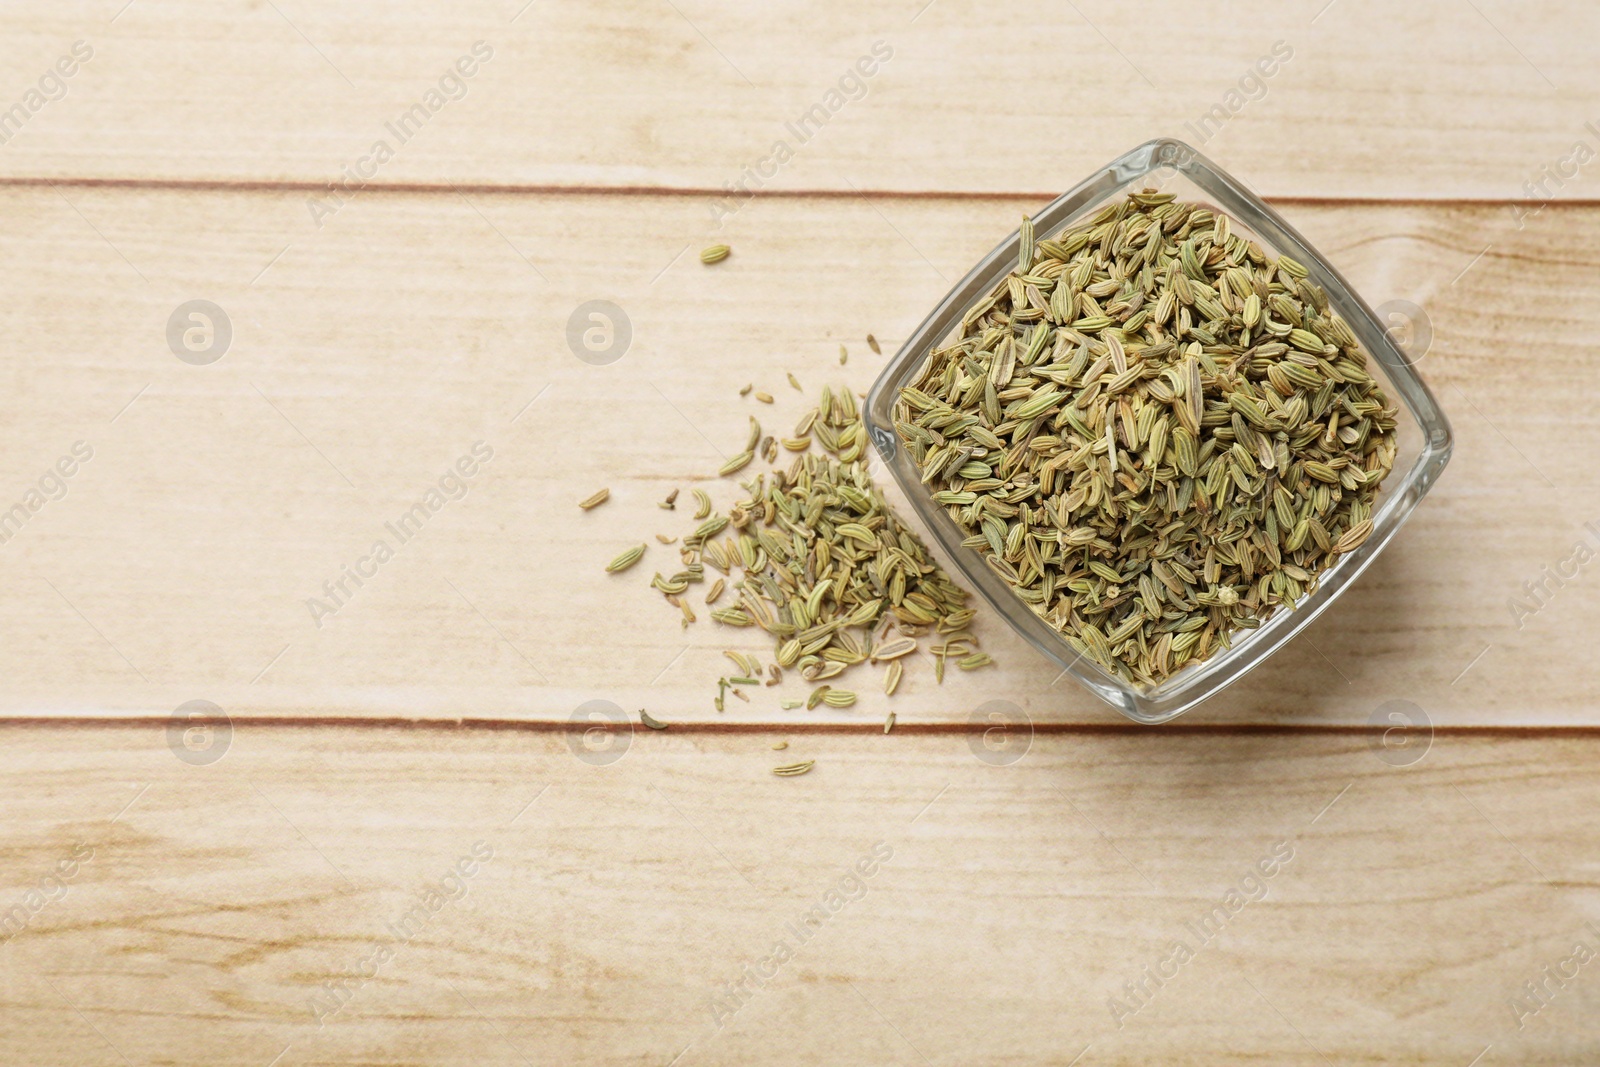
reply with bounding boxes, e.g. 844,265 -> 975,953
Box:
1,2 -> 1596,1063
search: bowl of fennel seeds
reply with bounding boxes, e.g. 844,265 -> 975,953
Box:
863,139 -> 1453,723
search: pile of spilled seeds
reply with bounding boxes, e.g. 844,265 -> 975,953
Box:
603,377 -> 992,726
894,191 -> 1398,685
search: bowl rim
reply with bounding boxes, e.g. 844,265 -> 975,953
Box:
863,137 -> 1453,724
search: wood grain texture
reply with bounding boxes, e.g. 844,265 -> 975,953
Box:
4,5 -> 1596,1066
0,725 -> 1595,1066
0,0 -> 1591,199
0,187 -> 1593,724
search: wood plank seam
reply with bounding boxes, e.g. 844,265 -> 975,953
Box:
0,175 -> 1578,209
0,718 -> 1597,737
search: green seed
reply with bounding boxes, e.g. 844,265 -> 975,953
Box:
605,544 -> 646,573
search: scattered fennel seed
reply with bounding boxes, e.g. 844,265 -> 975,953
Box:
884,660 -> 903,695
606,544 -> 646,573
628,383 -> 990,706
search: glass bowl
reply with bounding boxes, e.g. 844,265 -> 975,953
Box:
863,138 -> 1452,724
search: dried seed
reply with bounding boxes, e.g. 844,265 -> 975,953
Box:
652,573 -> 689,595
605,544 -> 646,573
884,712 -> 895,733
867,333 -> 882,354
871,637 -> 917,662
884,660 -> 903,696
1332,518 -> 1374,554
639,709 -> 668,730
772,740 -> 788,750
772,760 -> 815,777
755,391 -> 774,404
692,489 -> 712,519
578,488 -> 610,510
700,243 -> 731,264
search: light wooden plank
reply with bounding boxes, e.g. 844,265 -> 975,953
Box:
0,187 -> 1592,725
0,726 -> 1594,1065
0,0 -> 1592,198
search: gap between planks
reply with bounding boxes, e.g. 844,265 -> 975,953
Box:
0,174 -> 1576,210
1,716 -> 1598,738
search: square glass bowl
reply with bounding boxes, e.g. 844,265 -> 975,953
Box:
863,138 -> 1452,724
